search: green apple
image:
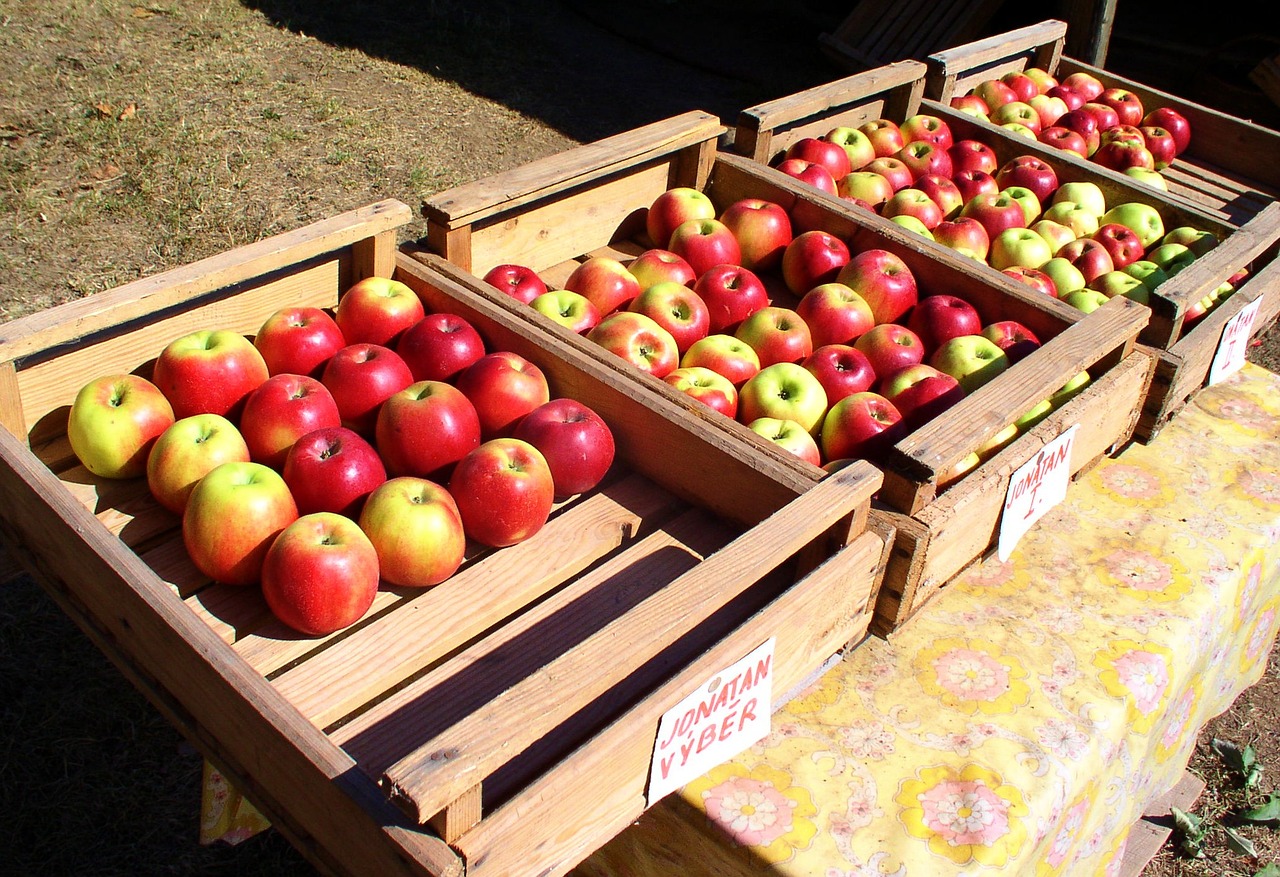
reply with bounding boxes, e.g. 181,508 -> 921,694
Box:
746,416 -> 822,466
890,214 -> 934,239
990,228 -> 1053,270
1041,201 -> 1100,238
1051,181 -> 1107,218
146,413 -> 251,515
1001,185 -> 1042,224
1123,167 -> 1169,190
1014,398 -> 1055,432
1040,257 -> 1087,296
1050,370 -> 1092,409
1161,226 -> 1218,256
737,362 -> 829,436
1123,259 -> 1170,293
824,126 -> 877,171
1145,242 -> 1197,276
529,288 -> 602,335
68,373 -> 176,480
976,421 -> 1020,460
1089,270 -> 1150,304
1061,287 -> 1111,314
1101,202 -> 1166,248
928,334 -> 1010,394
1030,219 -> 1078,256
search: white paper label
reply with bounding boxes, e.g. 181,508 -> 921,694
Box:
998,425 -> 1079,562
647,638 -> 775,805
1209,297 -> 1261,386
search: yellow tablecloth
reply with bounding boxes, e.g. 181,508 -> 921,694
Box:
575,362 -> 1280,877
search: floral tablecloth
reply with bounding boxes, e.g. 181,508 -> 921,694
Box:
573,362 -> 1280,877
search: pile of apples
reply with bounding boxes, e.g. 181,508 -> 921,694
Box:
483,187 -> 1089,477
770,111 -> 1239,326
949,66 -> 1193,192
65,277 -> 616,636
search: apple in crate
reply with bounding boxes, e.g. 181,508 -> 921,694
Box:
283,425 -> 387,518
1093,138 -> 1156,173
906,294 -> 983,355
1031,219 -> 1077,257
1004,265 -> 1059,297
837,249 -> 918,325
395,311 -> 487,383
1057,237 -> 1115,284
375,380 -> 481,481
254,305 -> 346,378
455,350 -> 552,438
735,306 -> 813,368
802,344 -> 876,405
990,228 -> 1054,272
895,141 -> 953,181
880,363 -> 965,430
858,118 -> 905,157
260,512 -> 380,636
1090,270 -> 1150,304
949,139 -> 999,176
864,156 -> 914,193
680,334 -> 760,387
981,320 -> 1042,363
335,276 -> 426,347
1039,125 -> 1090,159
973,78 -> 1018,111
1101,202 -> 1166,249
628,248 -> 696,291
565,255 -> 642,316
664,366 -> 739,418
183,460 -> 298,586
838,171 -> 895,210
239,373 -> 342,471
1040,257 -> 1087,297
915,173 -> 965,219
747,417 -> 822,466
932,216 -> 991,262
820,391 -> 905,461
1142,107 -> 1191,155
960,191 -> 1027,242
883,188 -> 944,229
1141,125 -> 1178,170
1028,93 -> 1070,128
854,323 -> 925,381
991,101 -> 1042,135
737,362 -> 828,436
1096,87 -> 1145,127
483,263 -> 548,304
1061,287 -> 1111,314
953,169 -> 1000,206
718,198 -> 793,273
668,217 -> 743,278
152,328 -> 270,422
513,398 -> 616,499
781,230 -> 851,297
824,126 -> 877,171
694,263 -> 770,334
900,114 -> 952,150
321,343 -> 415,437
530,289 -> 602,335
950,93 -> 991,117
359,478 -> 466,589
784,136 -> 852,182
1092,223 -> 1146,270
1043,200 -> 1100,239
146,414 -> 250,515
995,155 -> 1059,204
587,311 -> 680,379
646,186 -> 715,250
628,281 -> 711,354
449,437 -> 556,548
929,334 -> 1010,394
796,282 -> 874,348
68,373 -> 175,480
1162,226 -> 1218,256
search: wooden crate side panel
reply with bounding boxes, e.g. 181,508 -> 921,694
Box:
924,19 -> 1068,101
455,528 -> 886,877
0,426 -> 460,877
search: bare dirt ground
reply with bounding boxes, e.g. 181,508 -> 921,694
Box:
1,1 -> 1278,875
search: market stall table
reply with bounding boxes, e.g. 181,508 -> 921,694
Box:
570,361 -> 1280,877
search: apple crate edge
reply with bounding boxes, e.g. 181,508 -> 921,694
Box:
0,197 -> 889,877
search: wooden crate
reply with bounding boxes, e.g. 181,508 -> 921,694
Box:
731,59 -> 1280,442
0,199 -> 891,877
417,110 -> 1154,634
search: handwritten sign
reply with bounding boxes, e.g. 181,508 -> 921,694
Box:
998,425 -> 1079,561
1209,297 -> 1261,386
647,638 -> 775,805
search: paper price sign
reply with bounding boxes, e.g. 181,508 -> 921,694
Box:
1209,296 -> 1261,386
997,425 -> 1079,562
647,638 -> 775,805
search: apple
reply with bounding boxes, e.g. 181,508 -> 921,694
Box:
858,118 -> 905,157
776,157 -> 839,196
1093,138 -> 1156,172
1101,202 -> 1166,248
530,289 -> 603,335
785,136 -> 852,182
932,215 -> 991,261
1024,67 -> 1059,94
395,311 -> 487,382
820,391 -> 905,460
824,126 -> 878,171
483,263 -> 548,305
1051,181 -> 1107,218
1099,123 -> 1146,148
734,306 -> 813,368
998,121 -> 1039,140
1046,84 -> 1088,111
335,276 -> 426,347
1028,93 -> 1070,129
879,362 -> 965,429
646,186 -> 715,250
890,215 -> 933,240
146,413 -> 251,515
182,460 -> 298,586
67,373 -> 175,480
1042,201 -> 1101,239
693,263 -> 770,334
1001,70 -> 1040,102
1142,107 -> 1192,155
781,229 -> 851,296
1140,126 -> 1178,170
883,187 -> 945,229
801,343 -> 877,404
1051,369 -> 1093,411
628,248 -> 697,291
454,350 -> 552,437
995,155 -> 1059,204
1038,125 -> 1090,159
1030,218 -> 1078,256
283,425 -> 387,518
513,397 -> 616,498
261,512 -> 380,636
989,227 -> 1054,271
990,101 -> 1043,134
1039,256 -> 1088,296
718,198 -> 793,273
953,169 -> 1000,205
737,362 -> 828,435
1001,185 -> 1043,225
906,294 -> 984,354
1056,108 -> 1103,155
981,320 -> 1041,363
320,343 -> 415,437
915,173 -> 965,219
375,380 -> 482,481
152,329 -> 270,422
1061,287 -> 1111,314
448,437 -> 555,547
1003,265 -> 1059,297
929,334 -> 1010,394
899,114 -> 953,150
1161,226 -> 1218,256
950,93 -> 991,117
587,310 -> 680,378
1124,167 -> 1169,190
680,334 -> 761,386
838,170 -> 896,209
664,365 -> 739,418
796,282 -> 875,348
960,190 -> 1027,241
239,373 -> 343,470
1057,237 -> 1115,283
628,281 -> 711,354
1089,270 -> 1150,304
1091,223 -> 1146,269
973,78 -> 1019,111
254,306 -> 346,378
1146,242 -> 1198,276
895,140 -> 953,181
1096,87 -> 1145,127
1123,259 -> 1170,294
565,255 -> 642,316
747,417 -> 822,466
839,252 -> 917,328
1062,72 -> 1105,101
865,156 -> 914,193
853,322 -> 926,380
358,477 -> 465,588
948,139 -> 999,176
667,217 -> 743,278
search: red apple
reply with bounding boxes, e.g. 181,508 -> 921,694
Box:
1058,237 -> 1115,283
1002,265 -> 1058,297
882,187 -> 945,229
734,306 -> 814,368
906,294 -> 984,355
899,114 -> 953,150
1057,108 -> 1103,155
801,343 -> 877,404
1001,70 -> 1040,102
915,173 -> 965,219
448,437 -> 556,547
627,248 -> 697,291
960,190 -> 1028,241
182,460 -> 298,586
973,79 -> 1019,112
838,170 -> 896,209
776,157 -> 839,196
254,306 -> 346,378
152,328 -> 270,422
718,198 -> 794,273
953,169 -> 1001,205
454,350 -> 552,438
950,93 -> 991,117
820,391 -> 905,460
858,118 -> 905,157
981,320 -> 1042,363
780,229 -> 851,296
587,311 -> 680,378
395,311 -> 487,383
261,512 -> 380,636
853,322 -> 926,380
513,397 -> 616,498
530,289 -> 602,335
664,365 -> 739,418
932,215 -> 991,261
895,140 -> 953,181
67,373 -> 175,480
837,248 -> 918,325
1140,125 -> 1178,170
239,373 -> 342,470
693,263 -> 771,334
1061,71 -> 1105,101
785,136 -> 852,182
335,276 -> 426,347
646,186 -> 715,250
948,139 -> 999,176
375,380 -> 482,481
483,263 -> 548,305
667,217 -> 743,278
1080,101 -> 1121,134
680,334 -> 761,387
1038,125 -> 1091,159
1096,87 -> 1145,128
565,255 -> 643,316
628,281 -> 711,353
795,281 -> 875,348
320,343 -> 415,437
995,155 -> 1060,204
1100,123 -> 1146,148
879,362 -> 965,429
1093,138 -> 1155,172
1028,93 -> 1070,129
1142,107 -> 1191,155
865,156 -> 914,193
824,125 -> 878,171
283,425 -> 387,518
1092,223 -> 1146,269
358,477 -> 465,588
1046,84 -> 1087,111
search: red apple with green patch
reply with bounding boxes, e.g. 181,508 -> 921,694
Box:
853,322 -> 925,380
837,248 -> 918,325
1091,223 -> 1146,269
882,187 -> 945,229
664,366 -> 739,418
718,198 -> 793,273
667,217 -> 744,278
335,276 -> 426,347
734,306 -> 813,368
1057,237 -> 1115,284
900,115 -> 949,151
933,215 -> 991,262
858,118 -> 905,157
628,281 -> 711,353
838,170 -> 896,209
906,294 -> 984,355
565,255 -> 642,316
973,78 -> 1018,111
995,155 -> 1060,204
785,136 -> 852,182
1038,125 -> 1090,159
68,373 -> 176,480
586,311 -> 680,378
1096,87 -> 1145,128
796,282 -> 875,348
1142,107 -> 1191,155
981,320 -> 1041,362
781,229 -> 851,296
359,477 -> 465,588
950,93 -> 991,117
747,417 -> 822,466
1003,265 -> 1059,297
737,362 -> 829,436
1140,125 -> 1178,170
627,248 -> 697,291
824,126 -> 877,171
680,334 -> 760,386
960,190 -> 1027,241
879,363 -> 965,429
530,289 -> 603,335
895,140 -> 953,181
152,329 -> 270,422
146,413 -> 251,515
776,157 -> 839,196
915,173 -> 965,219
865,156 -> 914,193
820,391 -> 905,460
183,460 -> 298,586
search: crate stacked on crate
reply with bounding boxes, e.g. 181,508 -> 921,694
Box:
731,55 -> 1280,444
0,199 -> 889,877
414,109 -> 1153,636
